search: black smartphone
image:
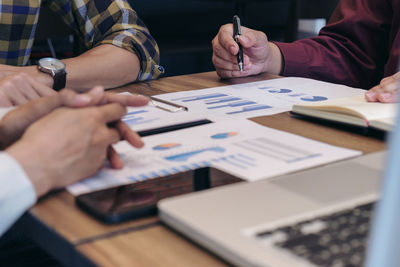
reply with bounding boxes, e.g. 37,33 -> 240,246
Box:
75,167 -> 243,224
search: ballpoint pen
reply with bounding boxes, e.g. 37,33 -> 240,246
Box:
233,15 -> 244,71
150,96 -> 189,112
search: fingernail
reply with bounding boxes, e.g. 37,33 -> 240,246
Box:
365,91 -> 376,99
90,86 -> 104,95
137,139 -> 144,148
382,93 -> 392,99
366,91 -> 375,97
137,94 -> 149,100
230,46 -> 236,54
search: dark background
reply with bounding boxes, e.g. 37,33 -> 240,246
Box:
31,0 -> 339,77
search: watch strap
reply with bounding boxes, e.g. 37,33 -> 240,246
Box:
53,70 -> 66,91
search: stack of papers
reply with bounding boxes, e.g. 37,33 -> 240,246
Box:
67,77 -> 367,196
68,119 -> 361,195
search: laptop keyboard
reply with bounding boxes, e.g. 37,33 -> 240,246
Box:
256,202 -> 374,267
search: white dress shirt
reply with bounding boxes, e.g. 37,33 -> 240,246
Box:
0,152 -> 36,236
0,107 -> 37,236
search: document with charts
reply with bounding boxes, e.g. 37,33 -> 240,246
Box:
67,119 -> 361,196
121,95 -> 206,133
153,77 -> 365,121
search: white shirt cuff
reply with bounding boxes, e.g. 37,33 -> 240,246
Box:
0,107 -> 15,120
0,152 -> 37,236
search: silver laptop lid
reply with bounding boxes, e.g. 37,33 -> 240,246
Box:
366,95 -> 400,266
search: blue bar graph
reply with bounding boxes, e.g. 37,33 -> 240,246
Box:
230,154 -> 256,167
165,147 -> 226,162
160,169 -> 171,176
180,165 -> 191,171
125,110 -> 149,116
191,163 -> 201,168
172,93 -> 228,102
226,105 -> 272,115
122,116 -> 145,123
205,97 -> 241,104
257,86 -> 275,90
128,176 -> 138,182
207,100 -> 257,109
123,118 -> 159,126
139,174 -> 149,179
208,154 -> 257,169
219,156 -> 248,169
150,171 -> 160,177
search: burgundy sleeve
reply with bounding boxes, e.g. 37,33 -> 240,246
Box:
274,0 -> 392,89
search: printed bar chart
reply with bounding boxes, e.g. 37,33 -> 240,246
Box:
226,105 -> 272,115
207,100 -> 257,109
232,137 -> 321,163
172,93 -> 228,102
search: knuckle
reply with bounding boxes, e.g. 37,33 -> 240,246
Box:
220,24 -> 230,31
87,107 -> 102,120
211,37 -> 217,46
3,82 -> 14,91
12,73 -> 26,82
212,54 -> 217,64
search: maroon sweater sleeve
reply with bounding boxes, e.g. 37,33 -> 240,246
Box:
274,0 -> 392,89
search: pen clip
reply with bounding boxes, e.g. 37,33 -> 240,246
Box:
150,96 -> 189,113
233,15 -> 242,38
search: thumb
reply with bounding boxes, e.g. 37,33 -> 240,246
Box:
239,29 -> 268,49
59,87 -> 105,108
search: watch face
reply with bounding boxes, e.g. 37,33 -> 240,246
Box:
38,58 -> 66,71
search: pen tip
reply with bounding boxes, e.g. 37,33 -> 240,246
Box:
239,63 -> 244,72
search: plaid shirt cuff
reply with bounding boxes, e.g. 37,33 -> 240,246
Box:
99,29 -> 164,81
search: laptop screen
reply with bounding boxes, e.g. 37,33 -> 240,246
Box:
365,91 -> 400,266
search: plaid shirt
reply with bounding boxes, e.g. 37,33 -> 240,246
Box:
0,0 -> 163,81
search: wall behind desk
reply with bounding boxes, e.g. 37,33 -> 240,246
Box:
130,0 -> 292,77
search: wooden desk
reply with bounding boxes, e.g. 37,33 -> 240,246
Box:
17,72 -> 385,266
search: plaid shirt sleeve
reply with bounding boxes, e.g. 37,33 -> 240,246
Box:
47,0 -> 163,81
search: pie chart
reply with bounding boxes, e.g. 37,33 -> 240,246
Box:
301,96 -> 328,102
268,88 -> 292,93
153,143 -> 181,151
211,132 -> 239,139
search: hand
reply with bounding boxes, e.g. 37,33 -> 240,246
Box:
212,24 -> 283,78
365,72 -> 400,103
0,86 -> 149,149
6,104 -> 131,197
0,72 -> 56,106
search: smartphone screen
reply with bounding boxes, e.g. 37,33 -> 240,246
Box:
76,167 -> 243,223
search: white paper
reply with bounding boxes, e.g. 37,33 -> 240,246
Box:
154,77 -> 365,121
67,119 -> 361,196
122,100 -> 206,133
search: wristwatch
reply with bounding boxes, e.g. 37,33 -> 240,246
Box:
37,58 -> 67,91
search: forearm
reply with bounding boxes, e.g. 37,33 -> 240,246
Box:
62,44 -> 140,91
20,44 -> 140,92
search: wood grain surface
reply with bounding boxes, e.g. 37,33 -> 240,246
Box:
27,72 -> 385,266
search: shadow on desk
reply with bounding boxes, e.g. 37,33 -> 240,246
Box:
290,112 -> 387,141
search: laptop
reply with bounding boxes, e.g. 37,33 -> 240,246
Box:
158,110 -> 400,266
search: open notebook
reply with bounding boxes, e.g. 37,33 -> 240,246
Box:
292,95 -> 397,131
